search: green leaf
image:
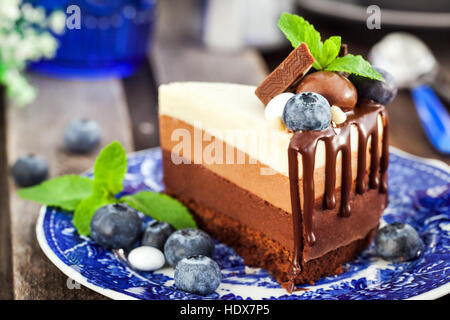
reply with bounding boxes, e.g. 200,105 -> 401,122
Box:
318,36 -> 341,69
18,175 -> 93,211
278,12 -> 323,69
325,54 -> 385,81
121,191 -> 197,230
73,190 -> 117,236
93,141 -> 127,195
277,13 -> 382,80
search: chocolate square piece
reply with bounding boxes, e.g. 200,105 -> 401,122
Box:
255,42 -> 314,106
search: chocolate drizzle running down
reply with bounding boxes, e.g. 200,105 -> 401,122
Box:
286,99 -> 389,292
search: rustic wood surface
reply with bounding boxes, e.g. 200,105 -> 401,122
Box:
5,75 -> 133,299
0,86 -> 13,300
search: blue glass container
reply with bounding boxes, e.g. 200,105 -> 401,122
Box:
29,0 -> 156,79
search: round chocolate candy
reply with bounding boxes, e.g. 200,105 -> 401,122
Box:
296,71 -> 358,110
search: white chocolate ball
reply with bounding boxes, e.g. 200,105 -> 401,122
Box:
264,93 -> 295,120
128,246 -> 165,271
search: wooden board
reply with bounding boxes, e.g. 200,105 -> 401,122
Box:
151,43 -> 268,86
6,74 -> 133,299
0,85 -> 13,299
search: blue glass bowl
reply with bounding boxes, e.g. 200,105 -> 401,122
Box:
29,0 -> 156,79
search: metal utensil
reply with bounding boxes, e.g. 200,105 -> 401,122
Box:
369,32 -> 450,154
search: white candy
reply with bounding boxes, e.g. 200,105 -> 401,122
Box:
331,105 -> 347,125
264,93 -> 295,120
128,246 -> 165,271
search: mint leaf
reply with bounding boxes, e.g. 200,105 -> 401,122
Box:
278,12 -> 323,69
278,13 -> 342,70
278,13 -> 383,81
18,175 -> 93,211
73,141 -> 127,235
325,54 -> 385,81
318,36 -> 341,68
121,191 -> 197,230
73,189 -> 117,236
93,141 -> 127,195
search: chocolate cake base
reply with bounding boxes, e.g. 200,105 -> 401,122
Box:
168,188 -> 377,287
162,149 -> 384,287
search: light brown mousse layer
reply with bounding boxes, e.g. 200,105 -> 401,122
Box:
160,115 -> 386,261
160,115 -> 383,213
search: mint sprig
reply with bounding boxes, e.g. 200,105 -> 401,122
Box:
121,191 -> 197,230
18,141 -> 197,236
278,12 -> 384,81
72,141 -> 126,235
92,141 -> 127,195
278,13 -> 323,70
18,175 -> 94,211
325,54 -> 385,80
73,189 -> 117,236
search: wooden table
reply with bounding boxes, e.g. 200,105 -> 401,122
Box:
0,2 -> 448,300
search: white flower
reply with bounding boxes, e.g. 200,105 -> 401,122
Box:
49,11 -> 66,35
21,3 -> 46,26
17,82 -> 37,106
0,0 -> 22,21
3,33 -> 21,48
0,1 -> 62,106
38,32 -> 59,59
14,35 -> 38,61
0,17 -> 15,29
2,69 -> 37,106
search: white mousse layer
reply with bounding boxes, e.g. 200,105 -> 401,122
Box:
159,82 -> 383,178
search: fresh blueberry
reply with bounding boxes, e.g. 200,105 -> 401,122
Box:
11,155 -> 48,187
282,92 -> 331,131
90,203 -> 142,249
164,228 -> 214,267
64,119 -> 101,153
349,67 -> 398,105
142,220 -> 175,250
174,255 -> 221,295
375,222 -> 424,262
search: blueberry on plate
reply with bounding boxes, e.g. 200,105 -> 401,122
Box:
90,203 -> 142,249
64,119 -> 101,153
349,67 -> 398,105
175,255 -> 221,295
11,155 -> 48,187
142,220 -> 175,251
164,228 -> 214,267
282,92 -> 331,131
375,222 -> 424,262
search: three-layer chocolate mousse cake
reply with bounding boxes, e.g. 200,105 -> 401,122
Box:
158,13 -> 397,291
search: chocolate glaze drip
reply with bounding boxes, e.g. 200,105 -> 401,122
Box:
287,99 -> 389,292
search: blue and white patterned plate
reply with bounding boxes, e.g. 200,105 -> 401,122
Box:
36,147 -> 450,300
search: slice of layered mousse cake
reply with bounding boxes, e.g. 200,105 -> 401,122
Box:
158,14 -> 397,291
